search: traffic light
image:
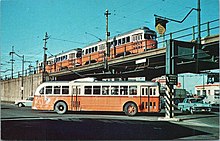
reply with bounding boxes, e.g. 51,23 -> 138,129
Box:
155,18 -> 169,35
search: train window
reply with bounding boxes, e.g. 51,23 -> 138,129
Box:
76,52 -> 82,58
129,86 -> 137,95
150,88 -> 153,95
120,86 -> 128,95
69,53 -> 74,59
132,36 -> 135,41
86,49 -> 88,54
89,48 -> 91,54
122,38 -> 125,44
95,46 -> 98,51
100,44 -> 103,50
45,86 -> 52,94
92,47 -> 94,52
93,86 -> 101,95
118,39 -> 121,45
144,34 -> 156,40
102,86 -> 109,95
54,86 -> 61,94
111,86 -> 119,95
62,86 -> 69,94
153,88 -> 156,95
126,36 -> 130,42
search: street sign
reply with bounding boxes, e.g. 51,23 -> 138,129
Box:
166,74 -> 178,85
155,18 -> 169,35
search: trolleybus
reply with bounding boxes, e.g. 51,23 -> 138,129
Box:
32,78 -> 160,116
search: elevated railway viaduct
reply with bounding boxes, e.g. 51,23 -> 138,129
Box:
50,34 -> 219,81
1,32 -> 219,102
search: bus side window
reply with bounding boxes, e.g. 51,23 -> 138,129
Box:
62,86 -> 69,94
73,87 -> 76,95
93,86 -> 101,95
85,86 -> 92,95
129,86 -> 137,95
73,86 -> 81,95
45,86 -> 52,94
39,87 -> 44,94
78,88 -> 81,95
102,86 -> 109,95
120,86 -> 128,95
54,86 -> 61,94
111,86 -> 119,95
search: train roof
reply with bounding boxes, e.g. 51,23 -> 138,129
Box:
47,48 -> 81,59
82,26 -> 156,49
69,77 -> 158,85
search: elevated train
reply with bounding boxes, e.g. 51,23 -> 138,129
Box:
38,26 -> 157,73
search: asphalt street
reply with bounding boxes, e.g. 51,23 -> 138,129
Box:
1,103 -> 219,140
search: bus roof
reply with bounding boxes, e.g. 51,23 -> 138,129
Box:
69,80 -> 158,86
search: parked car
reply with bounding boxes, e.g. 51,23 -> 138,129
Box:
15,96 -> 34,107
178,98 -> 212,114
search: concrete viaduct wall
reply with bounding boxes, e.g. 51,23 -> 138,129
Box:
1,74 -> 42,102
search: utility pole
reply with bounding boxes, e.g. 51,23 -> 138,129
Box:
9,46 -> 26,99
43,32 -> 49,82
104,9 -> 111,70
21,55 -> 24,99
197,0 -> 201,45
9,46 -> 15,79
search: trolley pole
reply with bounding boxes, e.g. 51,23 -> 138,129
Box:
104,9 -> 111,70
42,32 -> 49,82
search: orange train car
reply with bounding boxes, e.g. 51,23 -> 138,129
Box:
82,27 -> 157,65
38,48 -> 82,73
39,27 -> 157,73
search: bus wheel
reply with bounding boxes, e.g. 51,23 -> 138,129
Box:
54,101 -> 67,114
124,102 -> 137,116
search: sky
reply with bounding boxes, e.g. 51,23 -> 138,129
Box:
0,0 -> 219,92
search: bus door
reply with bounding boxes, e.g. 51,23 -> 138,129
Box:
140,86 -> 151,112
72,86 -> 80,111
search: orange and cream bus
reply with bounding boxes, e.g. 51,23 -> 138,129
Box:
32,78 -> 160,116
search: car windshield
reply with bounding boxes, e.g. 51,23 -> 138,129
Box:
26,97 -> 34,101
190,99 -> 203,103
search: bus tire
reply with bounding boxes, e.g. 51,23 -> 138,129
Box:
124,102 -> 138,116
54,101 -> 67,114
